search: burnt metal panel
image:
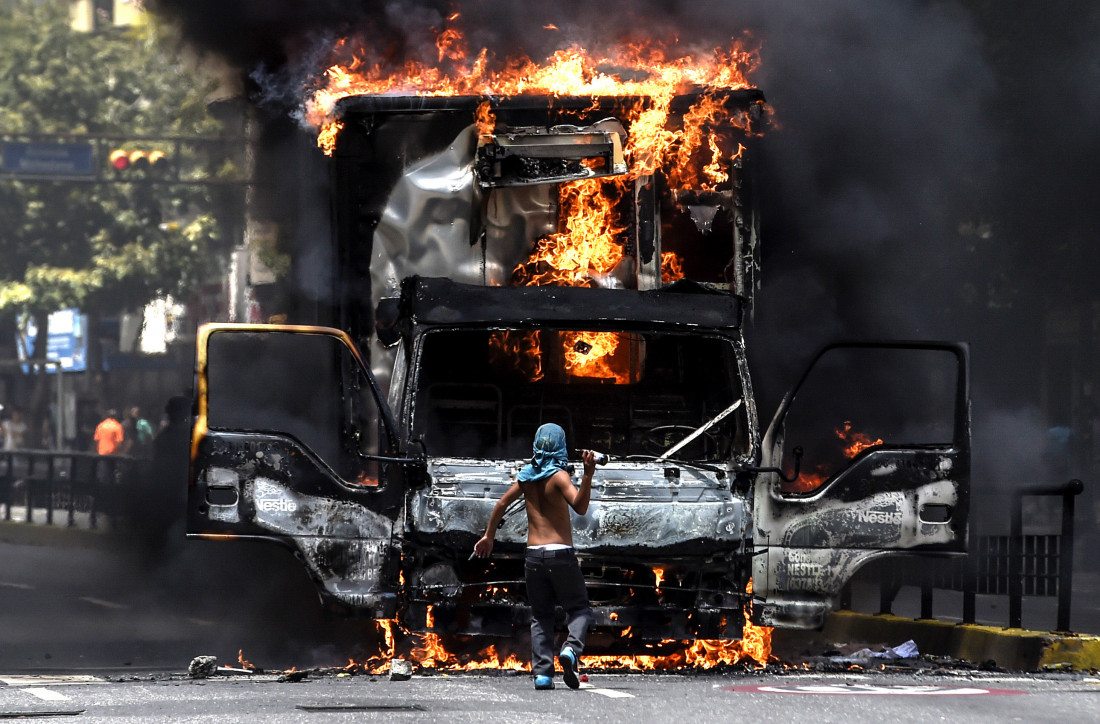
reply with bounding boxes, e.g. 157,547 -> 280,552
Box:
400,276 -> 743,329
334,91 -> 767,125
412,458 -> 749,555
189,431 -> 404,615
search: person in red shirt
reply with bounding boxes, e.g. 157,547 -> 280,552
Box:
94,409 -> 125,455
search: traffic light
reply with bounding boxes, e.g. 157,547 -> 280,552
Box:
107,148 -> 170,174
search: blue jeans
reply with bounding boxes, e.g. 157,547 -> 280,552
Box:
525,547 -> 592,677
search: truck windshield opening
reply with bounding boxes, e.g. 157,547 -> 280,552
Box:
413,328 -> 748,462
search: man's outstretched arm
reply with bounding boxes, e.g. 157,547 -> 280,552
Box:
560,450 -> 596,516
473,482 -> 522,558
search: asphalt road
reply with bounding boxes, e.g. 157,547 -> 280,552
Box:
2,532 -> 1099,675
0,670 -> 1096,723
0,537 -> 385,672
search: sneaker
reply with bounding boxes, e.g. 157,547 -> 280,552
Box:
534,675 -> 554,690
559,647 -> 580,689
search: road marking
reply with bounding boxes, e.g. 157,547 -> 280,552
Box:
579,683 -> 634,698
24,688 -> 69,702
725,684 -> 1025,696
0,675 -> 104,687
0,582 -> 34,590
78,596 -> 130,610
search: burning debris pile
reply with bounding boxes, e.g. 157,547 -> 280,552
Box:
215,611 -> 775,682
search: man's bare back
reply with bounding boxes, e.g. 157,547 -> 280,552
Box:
472,450 -> 594,557
522,467 -> 585,546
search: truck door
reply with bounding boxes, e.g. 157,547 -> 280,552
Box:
752,341 -> 970,629
189,324 -> 416,617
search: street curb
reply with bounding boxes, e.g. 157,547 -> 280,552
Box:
0,520 -> 125,551
774,610 -> 1100,672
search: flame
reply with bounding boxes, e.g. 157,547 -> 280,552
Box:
561,330 -> 628,382
652,565 -> 666,593
785,421 -> 884,493
317,119 -> 343,156
351,471 -> 379,486
237,649 -> 255,671
475,100 -> 495,140
304,27 -> 759,135
836,420 -> 883,458
328,579 -> 772,674
488,330 -> 544,381
661,251 -> 684,283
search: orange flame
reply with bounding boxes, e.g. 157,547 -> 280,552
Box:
304,26 -> 759,137
785,421 -> 884,493
475,100 -> 495,140
836,420 -> 883,458
561,331 -> 629,382
237,649 -> 255,671
661,251 -> 684,283
488,330 -> 544,381
340,579 -> 772,674
652,565 -> 666,593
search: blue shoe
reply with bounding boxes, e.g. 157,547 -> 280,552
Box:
559,647 -> 580,689
534,675 -> 554,690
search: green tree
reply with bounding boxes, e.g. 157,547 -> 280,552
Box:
0,0 -> 227,326
0,0 -> 235,446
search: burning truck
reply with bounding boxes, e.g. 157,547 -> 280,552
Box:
188,43 -> 970,652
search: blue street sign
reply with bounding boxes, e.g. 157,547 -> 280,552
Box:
2,141 -> 95,177
17,309 -> 88,372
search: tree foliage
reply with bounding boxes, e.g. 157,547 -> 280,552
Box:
0,0 -> 229,319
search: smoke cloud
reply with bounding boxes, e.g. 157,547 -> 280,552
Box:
145,0 -> 1100,487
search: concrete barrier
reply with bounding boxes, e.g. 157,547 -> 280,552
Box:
774,610 -> 1100,671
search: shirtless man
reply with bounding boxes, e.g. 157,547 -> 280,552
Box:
473,423 -> 595,690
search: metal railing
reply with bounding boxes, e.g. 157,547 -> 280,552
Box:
842,480 -> 1084,631
0,450 -> 135,529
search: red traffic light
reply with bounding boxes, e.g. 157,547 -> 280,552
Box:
109,148 -> 130,171
108,148 -> 170,173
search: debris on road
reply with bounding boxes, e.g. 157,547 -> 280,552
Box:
390,659 -> 413,681
828,640 -> 919,665
188,655 -> 218,679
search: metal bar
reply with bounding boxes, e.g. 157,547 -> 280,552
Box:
656,399 -> 742,462
67,456 -> 76,528
962,546 -> 977,623
21,455 -> 33,524
920,580 -> 934,620
55,366 -> 63,451
1057,480 -> 1082,631
1009,493 -> 1023,628
45,456 -> 54,525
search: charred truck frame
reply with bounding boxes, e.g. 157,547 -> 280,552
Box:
189,90 -> 971,642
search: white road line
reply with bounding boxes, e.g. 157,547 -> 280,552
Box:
0,675 -> 104,687
579,683 -> 635,698
78,596 -> 130,610
23,688 -> 70,702
0,581 -> 34,590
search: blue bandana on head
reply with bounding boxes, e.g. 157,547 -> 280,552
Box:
517,423 -> 569,483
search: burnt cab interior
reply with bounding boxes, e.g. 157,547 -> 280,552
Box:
411,327 -> 749,463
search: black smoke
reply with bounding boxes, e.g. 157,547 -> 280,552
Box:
146,0 -> 1100,487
